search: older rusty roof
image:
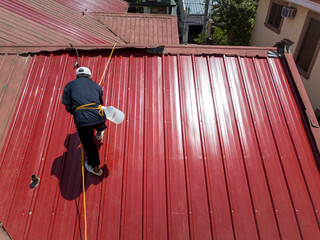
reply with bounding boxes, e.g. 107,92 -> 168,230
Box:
0,46 -> 320,239
0,0 -> 125,45
92,13 -> 180,44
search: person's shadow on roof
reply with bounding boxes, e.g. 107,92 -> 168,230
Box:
51,132 -> 108,201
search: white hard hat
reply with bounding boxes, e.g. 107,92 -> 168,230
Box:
76,67 -> 91,76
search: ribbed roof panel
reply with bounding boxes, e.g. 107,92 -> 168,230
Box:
0,0 -> 125,45
54,0 -> 128,14
92,13 -> 180,45
0,48 -> 319,239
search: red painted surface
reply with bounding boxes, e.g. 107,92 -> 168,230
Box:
92,13 -> 180,44
0,0 -> 125,45
0,48 -> 319,239
54,0 -> 128,14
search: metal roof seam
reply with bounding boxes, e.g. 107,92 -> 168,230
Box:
190,55 -> 215,238
254,57 -> 306,237
0,54 -> 35,168
237,56 -> 283,237
206,55 -> 237,238
267,58 -> 320,227
20,0 -> 124,43
21,53 -> 66,239
96,19 -> 129,45
224,55 -> 264,237
0,0 -> 126,45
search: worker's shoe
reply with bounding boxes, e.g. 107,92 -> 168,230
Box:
85,161 -> 103,176
96,130 -> 105,141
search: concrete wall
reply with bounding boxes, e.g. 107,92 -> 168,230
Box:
252,0 -> 320,110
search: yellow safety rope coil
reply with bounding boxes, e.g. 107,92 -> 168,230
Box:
75,103 -> 104,116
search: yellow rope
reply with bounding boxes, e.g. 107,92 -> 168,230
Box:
80,143 -> 88,240
75,103 -> 104,116
79,44 -> 116,240
98,43 -> 117,86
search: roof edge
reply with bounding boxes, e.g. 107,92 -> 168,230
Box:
284,52 -> 320,167
0,44 -> 277,57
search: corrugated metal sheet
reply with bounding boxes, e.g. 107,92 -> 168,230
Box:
0,48 -> 320,240
92,13 -> 179,44
54,0 -> 128,14
0,53 -> 31,150
0,0 -> 125,45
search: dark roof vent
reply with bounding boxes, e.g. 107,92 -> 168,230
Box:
281,7 -> 297,18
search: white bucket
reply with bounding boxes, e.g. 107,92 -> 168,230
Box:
102,106 -> 125,124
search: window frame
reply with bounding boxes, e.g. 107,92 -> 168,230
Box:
264,0 -> 288,34
294,11 -> 320,79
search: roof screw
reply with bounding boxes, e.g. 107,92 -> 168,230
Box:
30,174 -> 40,189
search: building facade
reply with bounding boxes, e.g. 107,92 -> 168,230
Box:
177,0 -> 212,43
251,0 -> 320,117
127,0 -> 177,14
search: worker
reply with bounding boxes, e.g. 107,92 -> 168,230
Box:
62,67 -> 106,176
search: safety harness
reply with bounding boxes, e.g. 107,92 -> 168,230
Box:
75,103 -> 104,116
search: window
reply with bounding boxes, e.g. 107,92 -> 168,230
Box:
265,0 -> 287,33
294,11 -> 320,79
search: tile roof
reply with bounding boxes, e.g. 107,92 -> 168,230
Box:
0,0 -> 125,45
0,46 -> 320,239
92,13 -> 180,44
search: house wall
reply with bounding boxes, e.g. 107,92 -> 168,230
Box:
252,0 -> 320,111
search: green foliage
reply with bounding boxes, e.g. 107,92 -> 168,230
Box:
194,33 -> 205,44
211,26 -> 228,45
210,0 -> 258,46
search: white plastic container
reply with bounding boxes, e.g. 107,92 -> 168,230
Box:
102,106 -> 125,124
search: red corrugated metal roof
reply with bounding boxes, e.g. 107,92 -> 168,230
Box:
0,0 -> 125,45
0,47 -> 320,239
54,0 -> 128,14
0,53 -> 31,150
92,13 -> 180,44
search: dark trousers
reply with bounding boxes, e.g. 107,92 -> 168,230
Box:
77,122 -> 107,168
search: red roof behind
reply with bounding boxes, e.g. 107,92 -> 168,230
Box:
0,48 -> 320,239
54,0 -> 128,14
0,0 -> 125,45
92,13 -> 180,44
